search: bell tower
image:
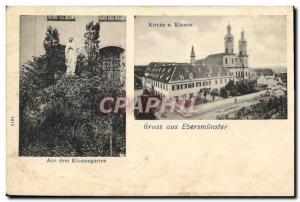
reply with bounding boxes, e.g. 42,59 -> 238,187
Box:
190,46 -> 195,65
238,30 -> 248,67
223,24 -> 235,67
224,24 -> 234,54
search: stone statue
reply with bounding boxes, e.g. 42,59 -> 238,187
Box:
65,36 -> 77,75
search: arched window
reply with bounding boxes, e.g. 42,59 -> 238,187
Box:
99,46 -> 124,80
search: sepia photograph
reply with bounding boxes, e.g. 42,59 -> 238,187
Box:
134,16 -> 288,120
19,15 -> 126,156
6,6 -> 294,197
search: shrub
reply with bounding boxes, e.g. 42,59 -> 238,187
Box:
20,21 -> 126,156
220,87 -> 229,98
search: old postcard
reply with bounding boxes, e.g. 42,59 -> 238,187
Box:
6,6 -> 294,196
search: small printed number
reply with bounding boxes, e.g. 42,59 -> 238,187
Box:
10,116 -> 15,126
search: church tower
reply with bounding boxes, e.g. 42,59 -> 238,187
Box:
238,30 -> 248,67
190,46 -> 195,65
223,24 -> 235,67
224,24 -> 234,54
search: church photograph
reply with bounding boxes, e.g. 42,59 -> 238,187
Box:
19,15 -> 126,156
134,16 -> 288,120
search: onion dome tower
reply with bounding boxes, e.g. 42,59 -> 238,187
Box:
190,46 -> 195,65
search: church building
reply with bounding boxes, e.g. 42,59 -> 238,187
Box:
140,24 -> 250,100
196,24 -> 249,81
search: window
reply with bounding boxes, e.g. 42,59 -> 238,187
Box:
188,83 -> 194,88
215,80 -> 218,85
220,79 -> 223,84
100,48 -> 123,80
208,81 -> 211,85
225,79 -> 227,83
172,85 -> 179,91
181,84 -> 187,89
196,82 -> 202,87
225,58 -> 228,64
232,58 -> 234,64
245,72 -> 248,76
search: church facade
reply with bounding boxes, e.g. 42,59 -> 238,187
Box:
140,24 -> 250,100
196,24 -> 250,82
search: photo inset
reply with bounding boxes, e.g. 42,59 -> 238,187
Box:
134,16 -> 287,120
19,15 -> 126,156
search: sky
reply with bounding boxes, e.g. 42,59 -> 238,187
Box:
20,16 -> 126,65
134,16 -> 287,67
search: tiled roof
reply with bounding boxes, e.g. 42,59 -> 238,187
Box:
195,53 -> 224,66
134,65 -> 147,77
144,62 -> 233,83
254,68 -> 274,76
144,62 -> 177,83
278,72 -> 287,78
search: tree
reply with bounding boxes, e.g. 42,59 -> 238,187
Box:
43,26 -> 66,85
210,88 -> 218,102
20,21 -> 126,157
76,21 -> 101,75
224,80 -> 238,96
20,26 -> 66,150
225,80 -> 235,91
43,26 -> 60,52
134,95 -> 159,120
19,56 -> 48,148
236,81 -> 250,95
248,81 -> 255,93
220,87 -> 229,98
